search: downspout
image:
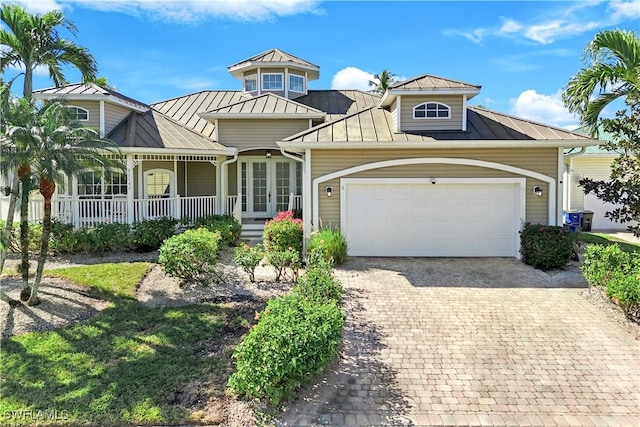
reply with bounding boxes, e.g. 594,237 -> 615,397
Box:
563,147 -> 586,211
220,152 -> 238,215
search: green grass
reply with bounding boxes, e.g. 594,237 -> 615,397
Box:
577,232 -> 640,253
1,261 -> 256,425
45,263 -> 153,300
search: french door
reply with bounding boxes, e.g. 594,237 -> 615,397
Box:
240,158 -> 298,218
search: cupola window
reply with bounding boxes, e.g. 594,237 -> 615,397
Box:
289,74 -> 305,93
244,74 -> 257,92
262,73 -> 283,91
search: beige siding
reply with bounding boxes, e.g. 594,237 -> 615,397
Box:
185,162 -> 216,196
70,100 -> 100,131
311,148 -> 558,228
400,95 -> 464,132
228,163 -> 238,195
390,99 -> 398,131
104,103 -> 132,134
569,156 -> 615,210
218,119 -> 310,150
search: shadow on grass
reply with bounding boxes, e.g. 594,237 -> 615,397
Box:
578,232 -> 640,253
0,298 -> 262,426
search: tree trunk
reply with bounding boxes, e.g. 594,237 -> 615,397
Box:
23,68 -> 33,100
0,171 -> 20,274
28,178 -> 55,306
18,165 -> 31,299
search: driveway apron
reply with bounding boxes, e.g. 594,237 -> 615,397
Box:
277,258 -> 639,427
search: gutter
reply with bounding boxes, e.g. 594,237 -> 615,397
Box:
220,153 -> 238,214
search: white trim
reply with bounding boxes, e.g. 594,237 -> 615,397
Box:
462,95 -> 468,132
99,100 -> 105,136
261,72 -> 284,91
284,68 -> 289,98
311,157 -> 557,233
289,72 -> 306,94
36,94 -> 148,112
257,67 -> 261,95
304,148 -> 312,237
143,168 -> 176,199
340,177 -> 526,258
390,88 -> 481,96
243,73 -> 258,94
118,147 -> 236,156
557,147 -> 564,226
278,140 -> 596,150
397,95 -> 402,130
413,101 -> 451,120
214,119 -> 219,141
68,105 -> 89,121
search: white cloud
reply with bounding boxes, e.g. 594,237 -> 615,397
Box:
331,67 -> 373,91
11,0 -> 63,13
446,0 -> 639,45
509,89 -> 579,128
20,0 -> 322,23
5,63 -> 50,76
167,76 -> 218,91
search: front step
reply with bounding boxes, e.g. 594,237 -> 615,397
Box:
240,223 -> 264,240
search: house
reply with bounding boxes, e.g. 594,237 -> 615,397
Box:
5,48 -> 596,258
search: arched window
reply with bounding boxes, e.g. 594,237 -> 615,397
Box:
144,169 -> 174,199
413,102 -> 450,119
68,106 -> 89,121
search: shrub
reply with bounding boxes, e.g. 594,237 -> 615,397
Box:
293,252 -> 343,305
193,215 -> 241,248
519,223 -> 575,270
265,248 -> 301,282
132,217 -> 178,252
158,228 -> 221,284
263,211 -> 303,255
234,243 -> 264,282
308,228 -> 348,266
582,244 -> 640,318
92,222 -> 133,252
228,294 -> 345,404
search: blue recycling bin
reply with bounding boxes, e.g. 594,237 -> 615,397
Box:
563,210 -> 583,232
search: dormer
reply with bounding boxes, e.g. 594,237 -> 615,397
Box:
33,83 -> 149,136
228,48 -> 320,99
379,74 -> 481,132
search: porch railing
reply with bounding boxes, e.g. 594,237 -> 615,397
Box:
287,194 -> 302,211
180,196 -> 217,224
226,196 -> 238,216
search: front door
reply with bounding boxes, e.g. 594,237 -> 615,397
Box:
241,158 -> 297,218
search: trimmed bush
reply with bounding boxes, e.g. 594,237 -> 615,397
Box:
293,250 -> 343,305
227,294 -> 345,404
520,223 -> 575,270
263,211 -> 303,255
582,244 -> 640,318
308,228 -> 348,266
193,214 -> 241,248
265,248 -> 301,282
159,228 -> 221,284
0,221 -> 42,253
234,242 -> 265,282
132,217 -> 178,252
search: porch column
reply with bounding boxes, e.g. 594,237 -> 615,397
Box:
220,157 -> 227,214
126,154 -> 135,225
304,148 -> 312,239
214,159 -> 221,214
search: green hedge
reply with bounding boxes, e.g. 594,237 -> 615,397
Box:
308,228 -> 348,266
581,244 -> 640,318
159,228 -> 221,284
132,217 -> 178,252
193,214 -> 241,248
520,223 -> 575,270
227,294 -> 344,404
293,250 -> 343,305
263,211 -> 303,255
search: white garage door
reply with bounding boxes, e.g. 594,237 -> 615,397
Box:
342,178 -> 524,257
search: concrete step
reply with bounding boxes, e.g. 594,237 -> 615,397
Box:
240,223 -> 264,240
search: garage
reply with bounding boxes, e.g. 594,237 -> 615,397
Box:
341,178 -> 525,257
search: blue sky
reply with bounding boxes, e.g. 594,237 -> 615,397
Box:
5,0 -> 640,129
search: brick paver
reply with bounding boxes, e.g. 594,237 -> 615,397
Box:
277,258 -> 639,426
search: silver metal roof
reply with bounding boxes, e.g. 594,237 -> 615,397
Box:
293,90 -> 381,121
201,93 -> 325,118
228,48 -> 318,70
389,74 -> 481,90
33,83 -> 149,111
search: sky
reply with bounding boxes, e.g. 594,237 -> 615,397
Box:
3,0 -> 640,130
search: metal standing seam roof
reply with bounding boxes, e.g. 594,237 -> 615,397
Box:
228,48 -> 319,70
293,90 -> 381,121
389,74 -> 481,90
201,92 -> 325,116
107,109 -> 229,152
283,105 -> 592,143
33,83 -> 149,111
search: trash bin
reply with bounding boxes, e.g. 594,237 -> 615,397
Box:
563,210 -> 583,226
582,210 -> 594,232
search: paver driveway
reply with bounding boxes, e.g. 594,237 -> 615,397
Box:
277,258 -> 639,427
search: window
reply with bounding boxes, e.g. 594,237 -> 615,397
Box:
289,74 -> 305,93
413,102 -> 450,119
69,106 -> 89,121
144,169 -> 173,198
262,73 -> 283,90
76,170 -> 127,198
244,74 -> 257,92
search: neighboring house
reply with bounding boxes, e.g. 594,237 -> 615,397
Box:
2,48 -> 596,258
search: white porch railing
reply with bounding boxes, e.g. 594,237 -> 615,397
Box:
226,195 -> 238,216
180,196 -> 217,224
287,194 -> 302,211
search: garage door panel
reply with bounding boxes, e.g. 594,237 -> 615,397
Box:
344,181 -> 521,257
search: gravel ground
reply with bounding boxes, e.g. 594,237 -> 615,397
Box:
0,248 -> 296,338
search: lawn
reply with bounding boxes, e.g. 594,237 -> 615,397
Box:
577,231 -> 640,253
0,262 -> 261,426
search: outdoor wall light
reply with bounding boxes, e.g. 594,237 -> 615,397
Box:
265,150 -> 272,159
325,186 -> 333,197
533,185 -> 543,197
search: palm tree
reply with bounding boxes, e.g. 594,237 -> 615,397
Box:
0,4 -> 98,294
563,29 -> 640,136
7,101 -> 122,305
368,69 -> 396,94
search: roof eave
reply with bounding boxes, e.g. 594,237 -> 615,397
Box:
119,146 -> 237,156
228,62 -> 320,79
34,93 -> 149,112
198,112 -> 326,120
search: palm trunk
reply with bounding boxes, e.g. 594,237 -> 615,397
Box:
18,166 -> 31,299
0,171 -> 20,273
23,69 -> 33,100
28,178 -> 55,306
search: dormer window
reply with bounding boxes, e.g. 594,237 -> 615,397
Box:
289,74 -> 305,93
414,102 -> 450,119
244,74 -> 257,92
69,105 -> 89,121
262,73 -> 283,91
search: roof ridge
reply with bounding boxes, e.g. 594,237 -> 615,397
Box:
391,73 -> 481,89
150,90 -> 241,106
468,106 -> 592,139
206,92 -> 325,114
148,107 -> 219,142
